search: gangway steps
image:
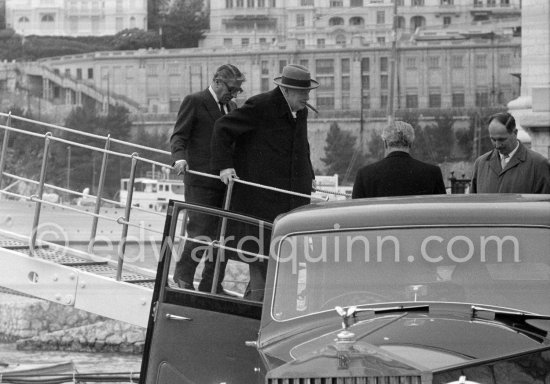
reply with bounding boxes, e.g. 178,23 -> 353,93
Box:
0,234 -> 157,288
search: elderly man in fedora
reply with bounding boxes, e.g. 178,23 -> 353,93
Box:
211,64 -> 318,301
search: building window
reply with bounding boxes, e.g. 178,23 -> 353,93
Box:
224,38 -> 232,47
261,60 -> 269,75
18,16 -> 30,23
330,0 -> 343,6
342,77 -> 350,91
341,58 -> 350,74
297,14 -> 305,27
350,17 -> 364,26
396,0 -> 404,5
451,55 -> 463,68
242,38 -> 249,47
316,59 -> 334,74
406,57 -> 417,68
411,16 -> 426,30
380,75 -> 388,89
476,90 -> 489,107
259,38 -> 267,45
342,58 -> 350,90
376,11 -> 385,24
501,0 -> 510,5
41,14 -> 55,22
269,0 -> 276,6
300,59 -> 309,68
499,54 -> 511,68
441,0 -> 454,4
279,60 -> 287,73
236,0 -> 244,7
65,68 -> 71,77
226,0 -> 233,7
487,0 -> 496,6
443,16 -> 452,26
428,56 -> 440,68
247,0 -> 255,6
412,0 -> 424,5
362,75 -> 370,89
361,58 -> 370,72
317,39 -> 325,48
452,92 -> 465,107
475,55 -> 487,68
257,0 -> 265,6
330,17 -> 344,26
380,94 -> 388,109
351,0 -> 363,5
380,57 -> 388,72
406,94 -> 418,108
170,99 -> 181,113
342,96 -> 350,109
336,34 -> 346,47
397,16 -> 406,29
261,78 -> 270,92
297,39 -> 305,49
429,92 -> 441,108
76,68 -> 82,80
362,95 -> 370,109
377,37 -> 386,45
88,68 -> 94,79
301,0 -> 314,5
130,16 -> 136,28
317,96 -> 335,109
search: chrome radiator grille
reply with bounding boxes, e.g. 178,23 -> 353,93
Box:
267,376 -> 422,384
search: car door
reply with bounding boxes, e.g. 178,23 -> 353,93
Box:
140,201 -> 267,384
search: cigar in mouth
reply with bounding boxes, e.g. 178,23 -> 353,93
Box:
306,102 -> 319,114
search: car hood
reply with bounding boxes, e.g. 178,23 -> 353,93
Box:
260,308 -> 549,377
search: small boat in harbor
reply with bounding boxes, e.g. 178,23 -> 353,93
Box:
0,360 -> 76,381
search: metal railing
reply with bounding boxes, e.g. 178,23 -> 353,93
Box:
0,112 -> 339,287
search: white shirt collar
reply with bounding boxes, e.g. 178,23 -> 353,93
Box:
208,85 -> 220,104
501,141 -> 520,160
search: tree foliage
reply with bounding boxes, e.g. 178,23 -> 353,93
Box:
321,122 -> 365,185
161,0 -> 209,48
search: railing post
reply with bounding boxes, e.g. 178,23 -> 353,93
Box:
88,135 -> 111,254
116,152 -> 139,281
210,179 -> 235,294
30,132 -> 52,253
0,113 -> 12,192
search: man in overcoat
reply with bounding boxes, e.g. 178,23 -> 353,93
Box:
211,64 -> 318,301
170,64 -> 245,292
470,112 -> 550,193
352,120 -> 446,198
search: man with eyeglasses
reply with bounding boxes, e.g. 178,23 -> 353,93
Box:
470,112 -> 550,193
211,64 -> 318,301
170,64 -> 245,292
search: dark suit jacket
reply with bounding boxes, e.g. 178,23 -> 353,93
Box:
170,88 -> 236,189
352,151 -> 446,198
211,87 -> 314,222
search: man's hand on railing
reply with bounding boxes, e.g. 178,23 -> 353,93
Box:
220,168 -> 238,185
174,160 -> 189,176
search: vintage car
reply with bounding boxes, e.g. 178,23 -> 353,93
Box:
140,194 -> 550,384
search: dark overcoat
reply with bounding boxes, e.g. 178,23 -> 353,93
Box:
352,151 -> 446,198
471,143 -> 550,193
170,88 -> 237,189
211,87 -> 314,223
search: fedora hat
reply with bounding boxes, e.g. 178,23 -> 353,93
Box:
273,64 -> 319,90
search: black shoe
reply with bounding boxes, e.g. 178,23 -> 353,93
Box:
176,279 -> 195,290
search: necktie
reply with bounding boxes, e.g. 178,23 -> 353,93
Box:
219,102 -> 226,115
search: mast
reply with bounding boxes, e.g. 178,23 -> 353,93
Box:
387,0 -> 399,123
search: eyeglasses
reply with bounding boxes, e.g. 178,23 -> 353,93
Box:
219,80 -> 243,95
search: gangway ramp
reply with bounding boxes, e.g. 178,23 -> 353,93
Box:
0,230 -> 160,328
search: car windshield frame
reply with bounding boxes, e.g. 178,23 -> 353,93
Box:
271,224 -> 550,322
